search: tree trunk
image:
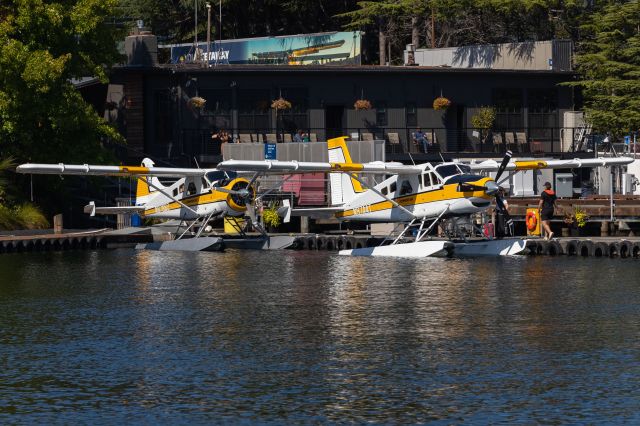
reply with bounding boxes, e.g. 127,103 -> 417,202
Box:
378,23 -> 387,65
411,16 -> 420,48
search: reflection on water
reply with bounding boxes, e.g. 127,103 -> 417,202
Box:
1,250 -> 639,423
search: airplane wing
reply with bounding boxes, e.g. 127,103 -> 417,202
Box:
218,160 -> 423,175
16,163 -> 207,178
468,157 -> 634,172
84,202 -> 145,217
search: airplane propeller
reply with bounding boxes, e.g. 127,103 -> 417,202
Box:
493,150 -> 514,235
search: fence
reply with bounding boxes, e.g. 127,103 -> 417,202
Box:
177,127 -> 602,160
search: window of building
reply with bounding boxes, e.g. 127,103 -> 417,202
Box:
154,90 -> 173,156
406,102 -> 417,127
492,89 -> 523,130
376,101 -> 387,126
199,90 -> 232,132
528,88 -> 558,140
238,90 -> 271,132
278,88 -> 309,133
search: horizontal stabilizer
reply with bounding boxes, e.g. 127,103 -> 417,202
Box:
84,202 -> 145,217
290,206 -> 343,219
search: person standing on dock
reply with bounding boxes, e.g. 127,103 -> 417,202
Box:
538,182 -> 557,240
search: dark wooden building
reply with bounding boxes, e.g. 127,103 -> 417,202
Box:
106,34 -> 582,166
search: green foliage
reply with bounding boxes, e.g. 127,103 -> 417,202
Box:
471,107 -> 496,130
262,205 -> 281,228
0,0 -> 124,165
0,158 -> 49,230
570,0 -> 640,135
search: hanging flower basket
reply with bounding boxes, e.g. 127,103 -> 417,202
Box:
271,97 -> 292,110
189,96 -> 207,109
433,96 -> 451,111
354,99 -> 372,110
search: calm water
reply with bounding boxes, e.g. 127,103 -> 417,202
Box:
0,249 -> 639,423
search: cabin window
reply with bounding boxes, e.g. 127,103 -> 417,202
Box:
179,184 -> 185,194
422,173 -> 432,188
173,188 -> 179,197
187,182 -> 196,196
390,182 -> 397,193
431,173 -> 441,186
381,186 -> 388,196
435,165 -> 463,179
206,171 -> 226,183
400,180 -> 413,195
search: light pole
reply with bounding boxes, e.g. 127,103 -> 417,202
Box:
206,3 -> 211,67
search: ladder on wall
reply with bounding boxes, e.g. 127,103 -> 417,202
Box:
573,123 -> 593,152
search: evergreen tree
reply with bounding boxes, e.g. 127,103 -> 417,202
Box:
571,0 -> 640,135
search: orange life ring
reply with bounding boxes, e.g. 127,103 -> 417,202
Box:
526,211 -> 537,231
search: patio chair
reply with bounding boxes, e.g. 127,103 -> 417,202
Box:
264,133 -> 277,143
504,132 -> 516,152
309,133 -> 318,142
238,133 -> 252,143
515,132 -> 528,152
492,133 -> 504,153
283,133 -> 292,143
386,132 -> 402,153
361,132 -> 374,141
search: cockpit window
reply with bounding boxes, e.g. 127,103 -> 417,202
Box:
400,180 -> 413,195
435,164 -> 471,178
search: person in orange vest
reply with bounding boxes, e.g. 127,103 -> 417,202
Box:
538,181 -> 557,240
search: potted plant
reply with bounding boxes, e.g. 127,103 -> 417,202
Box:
471,107 -> 496,147
271,97 -> 292,111
354,99 -> 372,110
564,206 -> 590,236
433,96 -> 451,111
189,96 -> 206,109
262,204 -> 281,232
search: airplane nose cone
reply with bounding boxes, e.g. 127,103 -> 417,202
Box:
485,180 -> 499,196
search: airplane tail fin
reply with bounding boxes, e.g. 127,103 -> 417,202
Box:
327,136 -> 365,206
135,158 -> 163,206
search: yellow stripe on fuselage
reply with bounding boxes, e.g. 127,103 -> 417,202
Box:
143,190 -> 228,216
336,177 -> 492,218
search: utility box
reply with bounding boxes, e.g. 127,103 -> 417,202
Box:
511,169 -> 535,197
555,173 -> 574,198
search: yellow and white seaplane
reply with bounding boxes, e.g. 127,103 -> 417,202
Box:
219,136 -> 633,257
16,159 -> 294,251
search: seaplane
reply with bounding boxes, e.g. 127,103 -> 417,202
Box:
16,159 -> 294,251
219,136 -> 633,257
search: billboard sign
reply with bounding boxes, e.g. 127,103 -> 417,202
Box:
168,31 -> 361,66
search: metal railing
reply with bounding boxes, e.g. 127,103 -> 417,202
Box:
174,126 -> 601,160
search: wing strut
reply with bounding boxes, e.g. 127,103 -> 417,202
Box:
142,177 -> 199,215
347,173 -> 417,220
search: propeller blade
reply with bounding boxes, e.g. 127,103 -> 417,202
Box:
494,150 -> 513,182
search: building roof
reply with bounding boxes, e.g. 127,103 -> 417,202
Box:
117,63 -> 575,76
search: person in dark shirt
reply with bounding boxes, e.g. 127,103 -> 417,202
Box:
538,181 -> 557,240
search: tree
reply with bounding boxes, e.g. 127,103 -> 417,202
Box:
571,0 -> 640,135
0,0 -> 123,165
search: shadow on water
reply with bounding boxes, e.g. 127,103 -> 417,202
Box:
0,250 -> 639,423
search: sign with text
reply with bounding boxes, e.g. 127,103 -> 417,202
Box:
168,31 -> 361,66
264,143 -> 277,160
